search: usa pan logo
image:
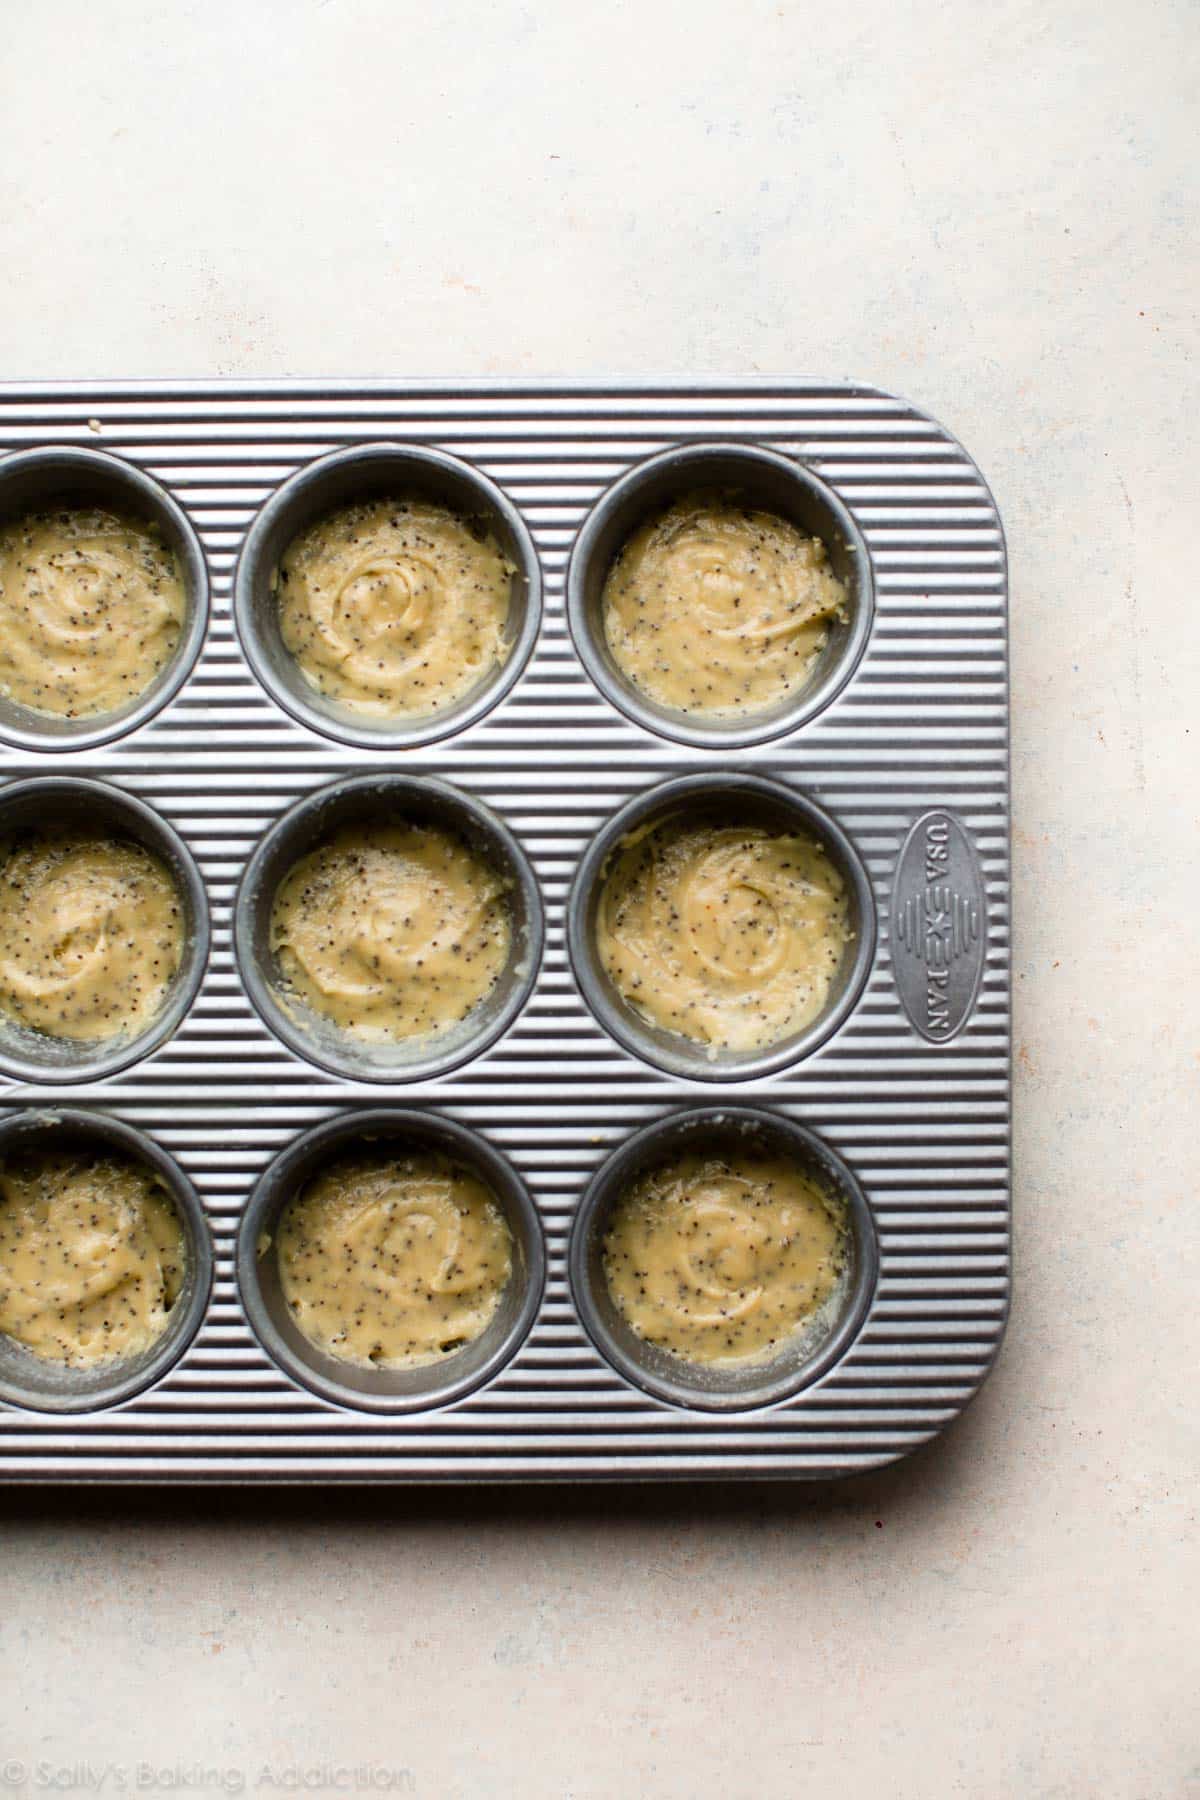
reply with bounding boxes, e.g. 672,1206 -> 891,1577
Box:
891,810 -> 988,1043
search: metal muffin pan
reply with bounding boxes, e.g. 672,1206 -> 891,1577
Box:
0,380 -> 1009,1482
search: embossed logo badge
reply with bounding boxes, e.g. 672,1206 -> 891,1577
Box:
891,810 -> 987,1043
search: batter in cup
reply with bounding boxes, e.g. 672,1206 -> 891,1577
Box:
269,820 -> 510,1042
0,506 -> 184,720
595,813 -> 850,1053
276,498 -> 513,719
602,490 -> 846,719
603,1146 -> 847,1366
0,1143 -> 185,1367
0,829 -> 183,1043
274,1148 -> 513,1367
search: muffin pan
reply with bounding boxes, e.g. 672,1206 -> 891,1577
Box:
0,380 -> 1009,1481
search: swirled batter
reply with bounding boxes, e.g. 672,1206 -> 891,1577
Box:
275,1148 -> 513,1367
269,821 -> 510,1041
0,507 -> 184,719
277,498 -> 513,718
602,491 -> 846,718
0,831 -> 184,1042
603,1147 -> 846,1365
0,1143 -> 185,1367
596,815 -> 850,1053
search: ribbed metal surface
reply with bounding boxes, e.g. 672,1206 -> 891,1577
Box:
0,380 -> 1009,1481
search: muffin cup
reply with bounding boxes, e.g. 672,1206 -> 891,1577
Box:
0,445 -> 209,752
233,441 -> 542,749
569,1105 -> 878,1413
238,1108 -> 545,1413
0,1107 -> 213,1414
566,440 -> 873,748
0,776 -> 210,1085
234,772 -> 543,1083
567,771 -> 875,1082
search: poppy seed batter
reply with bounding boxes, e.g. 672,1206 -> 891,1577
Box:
275,1148 -> 513,1368
602,490 -> 846,718
277,497 -> 513,719
596,815 -> 849,1053
603,1148 -> 846,1366
0,1144 -> 185,1368
0,506 -> 184,719
269,820 -> 511,1042
0,830 -> 184,1043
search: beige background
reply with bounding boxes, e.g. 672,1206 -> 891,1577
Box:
1,2 -> 1196,1795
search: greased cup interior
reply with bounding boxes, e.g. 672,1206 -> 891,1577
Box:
233,441 -> 542,750
235,773 -> 543,1083
237,1109 -> 545,1413
0,446 -> 209,753
566,441 -> 873,749
568,771 -> 876,1082
570,1106 -> 878,1413
0,1108 -> 213,1414
0,777 -> 210,1085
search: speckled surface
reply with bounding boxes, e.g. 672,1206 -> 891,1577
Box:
0,2 -> 1196,1796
